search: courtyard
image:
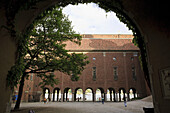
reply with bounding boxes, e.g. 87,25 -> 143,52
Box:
11,96 -> 153,113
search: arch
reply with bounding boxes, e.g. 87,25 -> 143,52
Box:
75,88 -> 83,102
128,88 -> 137,100
107,88 -> 116,102
1,0 -> 170,112
85,88 -> 93,101
118,88 -> 126,102
43,88 -> 50,100
63,87 -> 72,102
53,87 -> 61,102
96,87 -> 104,101
17,0 -> 148,103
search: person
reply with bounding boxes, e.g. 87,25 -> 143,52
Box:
124,100 -> 127,107
101,96 -> 104,104
43,98 -> 47,104
28,109 -> 35,113
123,97 -> 127,107
99,97 -> 101,102
12,95 -> 16,103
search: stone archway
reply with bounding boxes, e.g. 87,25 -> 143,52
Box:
96,87 -> 104,101
63,87 -> 72,102
107,88 -> 116,102
118,88 -> 126,102
75,88 -> 83,102
1,1 -> 170,113
85,88 -> 93,101
129,88 -> 137,100
53,87 -> 60,102
43,88 -> 50,100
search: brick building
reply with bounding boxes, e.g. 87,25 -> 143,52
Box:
14,34 -> 150,102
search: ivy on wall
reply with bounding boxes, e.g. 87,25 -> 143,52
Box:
4,0 -> 151,90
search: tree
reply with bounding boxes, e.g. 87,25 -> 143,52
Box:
13,6 -> 89,109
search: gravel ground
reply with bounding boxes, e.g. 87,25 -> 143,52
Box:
11,98 -> 153,113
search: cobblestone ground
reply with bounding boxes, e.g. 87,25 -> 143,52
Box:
11,99 -> 153,113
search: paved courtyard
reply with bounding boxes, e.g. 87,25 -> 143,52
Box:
11,97 -> 153,113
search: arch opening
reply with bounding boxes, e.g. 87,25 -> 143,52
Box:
96,88 -> 104,101
118,88 -> 126,102
63,88 -> 72,102
43,88 -> 50,100
10,0 -> 152,110
85,88 -> 93,101
75,88 -> 83,102
107,88 -> 116,102
129,88 -> 137,100
53,88 -> 61,102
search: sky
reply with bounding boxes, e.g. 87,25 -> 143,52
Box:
62,3 -> 132,34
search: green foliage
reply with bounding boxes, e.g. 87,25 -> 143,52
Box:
38,73 -> 59,89
7,5 -> 89,89
6,59 -> 25,89
6,31 -> 31,89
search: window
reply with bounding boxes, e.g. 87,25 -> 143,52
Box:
30,73 -> 33,81
113,57 -> 116,61
113,67 -> 118,80
133,52 -> 138,57
92,67 -> 96,81
132,66 -> 137,81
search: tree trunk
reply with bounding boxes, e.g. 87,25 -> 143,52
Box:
14,74 -> 26,110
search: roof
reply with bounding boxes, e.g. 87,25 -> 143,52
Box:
64,34 -> 139,51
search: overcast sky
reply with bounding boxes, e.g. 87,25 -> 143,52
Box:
63,3 -> 132,34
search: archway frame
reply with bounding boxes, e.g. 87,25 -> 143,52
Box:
85,87 -> 93,101
53,87 -> 60,101
5,0 -> 150,93
4,0 -> 151,108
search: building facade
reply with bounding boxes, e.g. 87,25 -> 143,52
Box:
14,34 -> 150,102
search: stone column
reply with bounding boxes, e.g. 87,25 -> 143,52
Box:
123,93 -> 126,101
83,93 -> 85,102
53,92 -> 55,102
57,91 -> 59,101
127,93 -> 130,101
113,92 -> 116,102
61,93 -> 63,102
119,93 -> 121,102
72,93 -> 74,102
110,91 -> 112,101
115,93 -> 118,102
105,93 -> 107,101
93,93 -> 96,102
66,91 -> 68,101
50,93 -> 53,102
134,92 -> 136,99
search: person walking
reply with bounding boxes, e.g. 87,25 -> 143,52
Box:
124,100 -> 127,107
124,97 -> 127,107
101,95 -> 104,104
